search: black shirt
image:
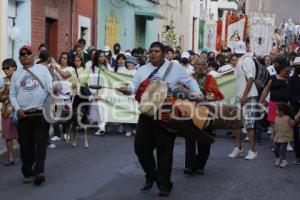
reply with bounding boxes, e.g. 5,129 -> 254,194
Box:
270,75 -> 289,102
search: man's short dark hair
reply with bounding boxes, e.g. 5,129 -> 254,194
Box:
165,46 -> 174,54
113,43 -> 121,49
132,47 -> 146,56
38,43 -> 47,50
149,41 -> 165,52
78,38 -> 86,45
2,58 -> 17,69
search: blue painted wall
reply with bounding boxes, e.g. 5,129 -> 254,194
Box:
11,0 -> 31,67
97,0 -> 159,50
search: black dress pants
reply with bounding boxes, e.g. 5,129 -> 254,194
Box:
17,113 -> 50,177
185,130 -> 212,170
134,114 -> 176,192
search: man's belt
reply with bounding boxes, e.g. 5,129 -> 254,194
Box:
24,108 -> 43,116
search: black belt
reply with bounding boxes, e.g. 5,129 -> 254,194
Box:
24,109 -> 43,116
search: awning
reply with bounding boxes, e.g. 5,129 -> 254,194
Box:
135,11 -> 165,20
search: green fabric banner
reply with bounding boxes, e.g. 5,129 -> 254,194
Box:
198,20 -> 205,50
96,70 -> 236,123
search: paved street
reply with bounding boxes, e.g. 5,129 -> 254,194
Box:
0,132 -> 300,200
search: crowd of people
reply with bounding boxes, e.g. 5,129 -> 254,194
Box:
0,31 -> 300,196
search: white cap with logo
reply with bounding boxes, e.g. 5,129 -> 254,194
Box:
232,41 -> 247,54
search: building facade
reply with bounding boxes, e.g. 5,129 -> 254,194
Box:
245,0 -> 300,26
97,0 -> 163,50
155,0 -> 200,52
0,0 -> 7,63
72,0 -> 97,49
31,0 -> 97,59
203,0 -> 238,20
1,0 -> 31,62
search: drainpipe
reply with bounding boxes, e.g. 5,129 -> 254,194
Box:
70,0 -> 75,48
93,0 -> 98,47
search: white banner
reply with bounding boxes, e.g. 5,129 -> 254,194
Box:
203,20 -> 217,51
227,18 -> 246,50
249,13 -> 276,56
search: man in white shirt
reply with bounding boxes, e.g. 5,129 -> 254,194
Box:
228,41 -> 259,160
118,42 -> 202,197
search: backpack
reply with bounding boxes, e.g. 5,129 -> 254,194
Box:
252,58 -> 270,93
242,57 -> 270,95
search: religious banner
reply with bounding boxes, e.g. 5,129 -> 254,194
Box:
216,19 -> 223,52
227,18 -> 246,50
225,12 -> 248,48
91,69 -> 236,124
105,11 -> 120,51
203,20 -> 217,51
198,20 -> 205,50
249,12 -> 275,56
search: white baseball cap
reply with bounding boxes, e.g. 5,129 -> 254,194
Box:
294,57 -> 300,66
181,51 -> 190,59
232,41 -> 247,54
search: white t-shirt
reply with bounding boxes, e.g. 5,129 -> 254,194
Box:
115,66 -> 128,74
54,66 -> 74,95
267,65 -> 277,76
85,60 -> 93,71
182,64 -> 194,76
235,55 -> 258,98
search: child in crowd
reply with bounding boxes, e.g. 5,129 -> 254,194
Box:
124,56 -> 137,76
273,102 -> 294,168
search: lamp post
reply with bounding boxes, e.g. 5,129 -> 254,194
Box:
8,17 -> 20,59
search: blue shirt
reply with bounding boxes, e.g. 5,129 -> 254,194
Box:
0,75 -> 4,89
10,64 -> 53,111
128,59 -> 202,95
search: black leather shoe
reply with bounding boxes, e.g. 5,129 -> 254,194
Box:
158,190 -> 170,197
33,174 -> 45,186
140,180 -> 154,191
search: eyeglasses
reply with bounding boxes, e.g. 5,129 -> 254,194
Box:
2,66 -> 11,71
20,51 -> 32,57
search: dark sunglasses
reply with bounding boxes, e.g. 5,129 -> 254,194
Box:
2,66 -> 11,71
20,51 -> 32,57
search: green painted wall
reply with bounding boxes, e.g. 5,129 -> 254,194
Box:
97,0 -> 159,50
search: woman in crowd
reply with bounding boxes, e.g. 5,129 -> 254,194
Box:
36,50 -> 57,148
207,60 -> 220,78
124,56 -> 137,76
51,52 -> 74,142
85,48 -> 97,70
120,56 -> 138,137
259,55 -> 291,148
114,53 -> 127,74
207,51 -> 216,61
70,54 -> 90,142
218,54 -> 237,73
88,50 -> 110,135
0,59 -> 18,166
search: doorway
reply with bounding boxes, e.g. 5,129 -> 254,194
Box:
45,18 -> 58,59
135,16 -> 146,48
